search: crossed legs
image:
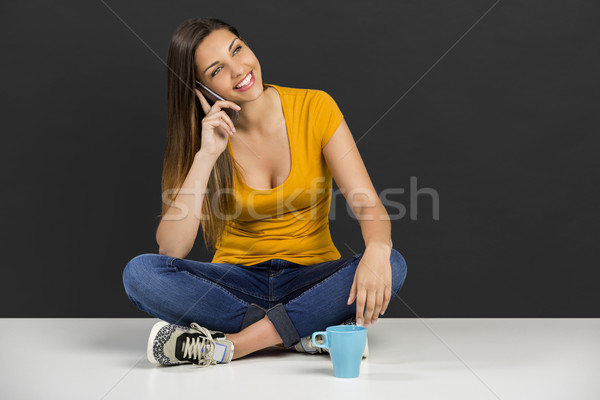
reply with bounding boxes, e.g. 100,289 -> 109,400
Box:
123,249 -> 408,361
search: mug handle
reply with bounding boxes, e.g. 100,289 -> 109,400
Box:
312,331 -> 329,350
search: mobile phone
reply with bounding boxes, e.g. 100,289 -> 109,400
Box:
195,80 -> 239,127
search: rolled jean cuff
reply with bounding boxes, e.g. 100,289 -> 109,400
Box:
266,303 -> 301,348
240,303 -> 267,331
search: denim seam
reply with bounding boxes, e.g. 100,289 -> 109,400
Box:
285,261 -> 356,307
269,267 -> 286,301
279,255 -> 359,302
171,260 -> 270,301
211,280 -> 270,301
178,270 -> 252,307
216,280 -> 270,301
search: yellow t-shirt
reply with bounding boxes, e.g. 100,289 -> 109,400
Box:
210,84 -> 344,266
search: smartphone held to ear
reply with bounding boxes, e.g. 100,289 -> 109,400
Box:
195,80 -> 239,127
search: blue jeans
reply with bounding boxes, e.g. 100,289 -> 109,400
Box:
122,248 -> 407,348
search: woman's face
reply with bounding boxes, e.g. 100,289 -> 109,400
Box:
194,29 -> 263,103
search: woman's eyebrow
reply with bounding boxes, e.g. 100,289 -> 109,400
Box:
203,38 -> 239,74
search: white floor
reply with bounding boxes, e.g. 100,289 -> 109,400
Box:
1,318 -> 599,400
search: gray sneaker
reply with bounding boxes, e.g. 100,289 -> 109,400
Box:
293,317 -> 369,358
147,320 -> 234,367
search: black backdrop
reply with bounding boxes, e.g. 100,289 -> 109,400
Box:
1,0 -> 598,317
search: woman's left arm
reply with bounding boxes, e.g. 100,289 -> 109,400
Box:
323,118 -> 394,327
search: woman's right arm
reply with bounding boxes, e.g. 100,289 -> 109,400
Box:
156,150 -> 218,258
156,89 -> 241,258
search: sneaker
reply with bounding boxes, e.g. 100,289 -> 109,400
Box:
147,320 -> 234,367
293,316 -> 369,358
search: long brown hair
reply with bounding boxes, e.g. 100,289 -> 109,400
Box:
158,17 -> 245,252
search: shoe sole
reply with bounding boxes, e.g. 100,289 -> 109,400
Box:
147,320 -> 171,365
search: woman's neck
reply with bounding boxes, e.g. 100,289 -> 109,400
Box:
233,85 -> 280,134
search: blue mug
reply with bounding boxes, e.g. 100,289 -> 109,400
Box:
312,325 -> 367,378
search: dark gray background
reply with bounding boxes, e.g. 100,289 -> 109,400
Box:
1,0 -> 598,317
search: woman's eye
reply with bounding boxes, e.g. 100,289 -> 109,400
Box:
210,46 -> 242,77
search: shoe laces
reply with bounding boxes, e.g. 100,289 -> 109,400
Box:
181,323 -> 217,367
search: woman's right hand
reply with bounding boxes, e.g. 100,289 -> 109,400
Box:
195,88 -> 241,158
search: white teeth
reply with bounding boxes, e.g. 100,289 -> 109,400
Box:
235,72 -> 252,89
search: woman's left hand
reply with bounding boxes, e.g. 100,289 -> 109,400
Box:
347,245 -> 392,327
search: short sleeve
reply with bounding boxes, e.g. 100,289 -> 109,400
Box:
313,90 -> 344,149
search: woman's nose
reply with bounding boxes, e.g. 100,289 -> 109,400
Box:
231,63 -> 245,78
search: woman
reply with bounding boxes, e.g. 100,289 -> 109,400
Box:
122,17 -> 407,368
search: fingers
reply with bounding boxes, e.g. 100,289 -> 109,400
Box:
216,119 -> 234,137
381,286 -> 391,316
205,113 -> 235,137
363,290 -> 377,326
355,287 -> 366,326
194,86 -> 240,138
195,89 -> 241,116
203,110 -> 237,136
350,255 -> 394,325
362,290 -> 385,326
208,104 -> 240,135
215,99 -> 241,113
218,110 -> 236,133
195,89 -> 211,114
347,276 -> 357,306
372,291 -> 384,324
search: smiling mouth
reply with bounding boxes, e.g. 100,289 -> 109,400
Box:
234,71 -> 253,89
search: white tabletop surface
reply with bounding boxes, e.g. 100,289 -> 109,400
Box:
1,318 -> 598,400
